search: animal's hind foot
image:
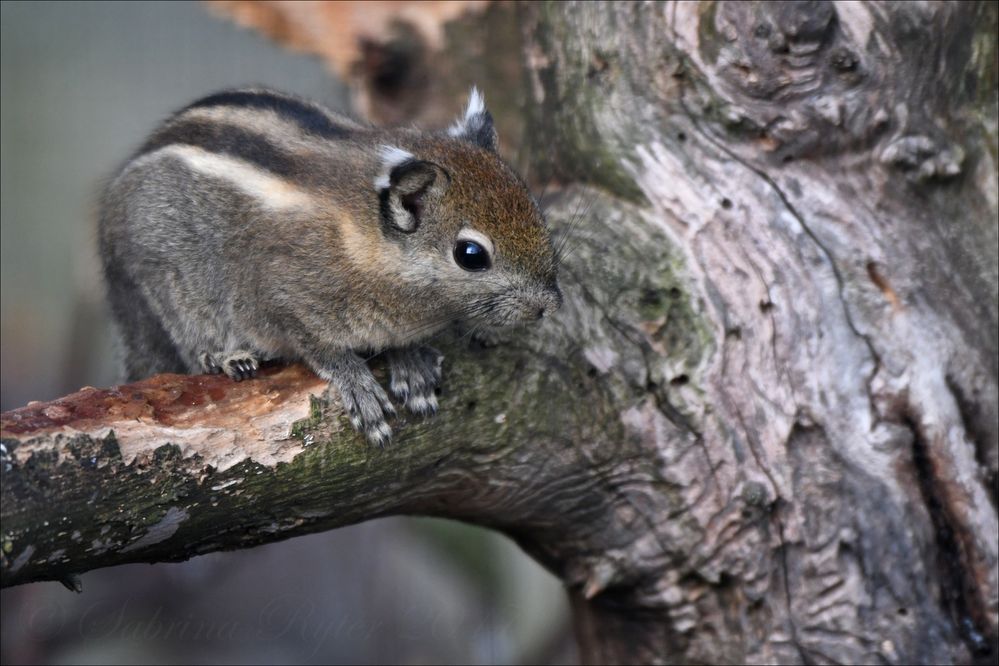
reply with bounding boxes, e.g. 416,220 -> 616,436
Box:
199,352 -> 223,375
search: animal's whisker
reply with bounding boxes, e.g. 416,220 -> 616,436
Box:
552,189 -> 596,266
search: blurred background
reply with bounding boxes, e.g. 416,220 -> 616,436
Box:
0,2 -> 573,663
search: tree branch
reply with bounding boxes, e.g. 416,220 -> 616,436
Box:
0,304 -> 635,596
1,363 -> 387,586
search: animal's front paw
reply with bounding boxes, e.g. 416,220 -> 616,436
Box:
388,346 -> 443,417
216,350 -> 259,381
328,373 -> 397,447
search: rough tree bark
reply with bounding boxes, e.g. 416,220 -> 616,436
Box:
2,2 -> 997,664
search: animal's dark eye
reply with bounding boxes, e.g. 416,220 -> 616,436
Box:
454,240 -> 491,271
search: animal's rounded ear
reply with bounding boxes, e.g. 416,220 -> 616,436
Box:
447,87 -> 498,153
375,147 -> 450,233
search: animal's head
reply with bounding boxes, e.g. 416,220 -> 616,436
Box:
374,88 -> 561,334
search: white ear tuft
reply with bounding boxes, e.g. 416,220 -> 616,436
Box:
447,86 -> 498,152
464,86 -> 485,121
448,87 -> 486,137
374,145 -> 414,190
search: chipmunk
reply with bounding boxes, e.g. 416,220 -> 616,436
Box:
98,87 -> 561,445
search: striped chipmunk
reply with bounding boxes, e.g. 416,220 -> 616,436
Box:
98,87 -> 562,445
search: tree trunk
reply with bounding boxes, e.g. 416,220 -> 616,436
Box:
3,1 -> 997,664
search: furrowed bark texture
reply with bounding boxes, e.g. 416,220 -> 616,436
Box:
3,1 -> 998,664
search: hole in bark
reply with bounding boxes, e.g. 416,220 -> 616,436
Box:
359,36 -> 419,96
897,607 -> 908,616
639,287 -> 673,316
586,367 -> 598,378
434,386 -> 442,396
759,300 -> 775,312
830,48 -> 859,72
466,400 -> 477,411
677,131 -> 687,142
726,327 -> 742,339
670,374 -> 689,386
356,23 -> 430,125
721,198 -> 733,209
782,154 -> 795,163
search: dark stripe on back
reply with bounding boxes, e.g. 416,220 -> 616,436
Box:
182,90 -> 352,140
137,120 -> 313,183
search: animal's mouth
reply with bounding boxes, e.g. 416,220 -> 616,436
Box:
545,284 -> 564,315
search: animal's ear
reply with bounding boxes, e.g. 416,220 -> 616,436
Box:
375,146 -> 449,233
447,86 -> 498,153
